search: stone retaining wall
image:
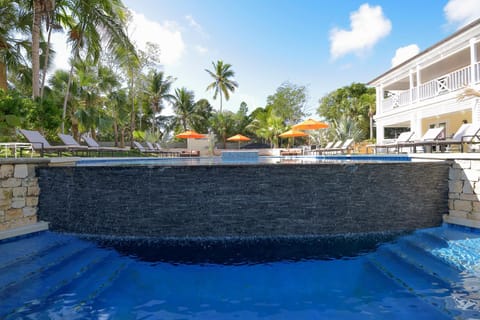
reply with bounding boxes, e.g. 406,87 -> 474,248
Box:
37,162 -> 450,238
445,159 -> 480,228
0,163 -> 40,231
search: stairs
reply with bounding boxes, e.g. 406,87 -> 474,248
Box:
1,226 -> 480,318
0,232 -> 129,319
368,225 -> 480,319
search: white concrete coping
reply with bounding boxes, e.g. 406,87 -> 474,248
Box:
0,221 -> 49,241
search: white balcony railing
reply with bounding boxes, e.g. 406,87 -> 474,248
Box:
380,64 -> 478,113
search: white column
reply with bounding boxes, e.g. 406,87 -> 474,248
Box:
470,37 -> 477,85
411,112 -> 422,139
376,121 -> 384,143
409,69 -> 414,103
376,86 -> 381,115
416,65 -> 421,101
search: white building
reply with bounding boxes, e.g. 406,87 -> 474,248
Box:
369,18 -> 480,143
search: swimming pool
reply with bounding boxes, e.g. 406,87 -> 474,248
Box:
1,224 -> 479,319
75,154 -> 413,166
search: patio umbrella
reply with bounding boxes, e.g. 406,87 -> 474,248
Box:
227,134 -> 251,149
176,130 -> 206,154
279,129 -> 308,148
292,118 -> 329,130
175,130 -> 206,139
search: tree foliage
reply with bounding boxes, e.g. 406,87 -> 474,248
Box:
317,82 -> 375,140
266,82 -> 308,127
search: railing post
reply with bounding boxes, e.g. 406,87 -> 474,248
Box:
470,37 -> 477,85
409,69 -> 414,103
416,65 -> 421,101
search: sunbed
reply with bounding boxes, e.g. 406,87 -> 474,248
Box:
81,135 -> 129,155
20,129 -> 86,156
321,139 -> 354,155
369,131 -> 415,154
146,142 -> 179,157
399,127 -> 445,153
425,123 -> 480,152
313,141 -> 340,155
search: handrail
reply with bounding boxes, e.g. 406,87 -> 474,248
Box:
380,64 -> 476,112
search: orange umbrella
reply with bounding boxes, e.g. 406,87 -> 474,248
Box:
292,118 -> 329,130
279,129 -> 308,138
175,130 -> 206,139
227,134 -> 251,149
279,129 -> 308,149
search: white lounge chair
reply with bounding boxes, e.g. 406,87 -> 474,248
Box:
402,127 -> 445,153
369,131 -> 415,154
322,139 -> 354,155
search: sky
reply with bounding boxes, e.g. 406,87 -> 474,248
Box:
51,0 -> 480,116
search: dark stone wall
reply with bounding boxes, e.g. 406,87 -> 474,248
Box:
37,162 -> 449,238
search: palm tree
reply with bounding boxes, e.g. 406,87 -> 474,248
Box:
59,0 -> 137,133
210,111 -> 236,148
0,0 -> 31,91
205,60 -> 238,112
247,106 -> 284,148
172,87 -> 196,131
31,0 -> 55,98
145,70 -> 175,132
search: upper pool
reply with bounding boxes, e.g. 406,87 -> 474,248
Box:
75,154 -> 413,167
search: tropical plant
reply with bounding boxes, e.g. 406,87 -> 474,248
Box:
144,70 -> 175,132
171,87 -> 196,131
0,0 -> 31,92
266,82 -> 308,127
317,82 -> 375,140
189,98 -> 213,133
331,115 -> 363,142
247,106 -> 285,148
205,60 -> 238,112
210,111 -> 236,148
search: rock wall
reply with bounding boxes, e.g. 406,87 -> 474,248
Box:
0,163 -> 40,231
445,159 -> 480,228
37,162 -> 450,238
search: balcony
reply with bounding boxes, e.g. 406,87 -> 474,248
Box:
381,62 -> 480,114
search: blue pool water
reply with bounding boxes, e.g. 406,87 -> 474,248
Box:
76,154 -> 412,167
1,225 -> 480,319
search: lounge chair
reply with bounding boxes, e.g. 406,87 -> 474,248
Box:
399,127 -> 445,153
427,123 -> 480,152
179,150 -> 200,157
146,142 -> 179,157
280,149 -> 302,156
311,141 -> 335,155
81,135 -> 128,155
20,129 -> 85,157
321,139 -> 354,155
370,131 -> 415,154
133,141 -> 157,155
58,133 -> 91,153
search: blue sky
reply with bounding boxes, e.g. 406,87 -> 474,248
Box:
53,0 -> 480,115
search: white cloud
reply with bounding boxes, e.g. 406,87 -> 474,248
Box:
330,4 -> 391,60
185,14 -> 209,38
391,44 -> 420,67
129,10 -> 185,65
194,45 -> 208,54
50,32 -> 71,71
444,0 -> 480,28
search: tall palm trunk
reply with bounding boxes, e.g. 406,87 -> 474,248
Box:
129,69 -> 135,147
32,0 -> 42,99
113,122 -> 118,146
219,91 -> 223,113
61,63 -> 74,133
40,24 -> 53,99
0,63 -> 7,91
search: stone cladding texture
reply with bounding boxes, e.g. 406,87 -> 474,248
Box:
37,162 -> 449,238
0,164 -> 39,231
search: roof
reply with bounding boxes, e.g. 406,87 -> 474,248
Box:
368,18 -> 480,85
